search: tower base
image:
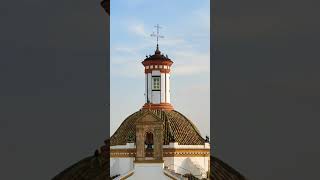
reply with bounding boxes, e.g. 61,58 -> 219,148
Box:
142,103 -> 174,111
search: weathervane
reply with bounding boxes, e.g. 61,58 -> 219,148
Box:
151,24 -> 164,49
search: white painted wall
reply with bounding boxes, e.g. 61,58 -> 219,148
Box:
145,74 -> 147,102
110,157 -> 134,177
164,157 -> 209,179
128,163 -> 169,180
152,70 -> 161,76
111,143 -> 209,178
152,91 -> 161,104
163,157 -> 174,169
111,156 -> 208,179
161,73 -> 165,103
147,73 -> 152,102
166,74 -> 170,103
163,143 -> 210,179
144,70 -> 172,104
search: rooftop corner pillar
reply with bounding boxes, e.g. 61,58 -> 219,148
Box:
153,124 -> 163,161
135,125 -> 145,161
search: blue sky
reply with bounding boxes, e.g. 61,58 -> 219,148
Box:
110,0 -> 210,137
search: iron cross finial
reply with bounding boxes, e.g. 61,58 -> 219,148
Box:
150,24 -> 164,49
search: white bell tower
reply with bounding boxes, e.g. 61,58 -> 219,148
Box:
141,25 -> 174,111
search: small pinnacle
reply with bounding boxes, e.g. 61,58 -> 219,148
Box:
155,44 -> 161,55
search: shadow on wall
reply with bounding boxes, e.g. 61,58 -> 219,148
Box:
177,158 -> 206,178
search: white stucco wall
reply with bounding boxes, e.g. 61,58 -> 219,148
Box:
166,74 -> 170,103
145,74 -> 147,102
147,73 -> 152,102
128,163 -> 169,180
145,70 -> 172,104
152,70 -> 161,76
164,157 -> 209,179
152,91 -> 161,104
160,73 -> 165,103
110,157 -> 134,177
177,157 -> 208,178
111,156 -> 208,179
164,143 -> 210,179
111,143 -> 210,179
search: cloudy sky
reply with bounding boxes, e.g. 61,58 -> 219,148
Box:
110,0 -> 210,137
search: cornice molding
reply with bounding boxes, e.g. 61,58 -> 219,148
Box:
110,148 -> 210,158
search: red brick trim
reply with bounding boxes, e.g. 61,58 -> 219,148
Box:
142,103 -> 174,111
142,60 -> 173,66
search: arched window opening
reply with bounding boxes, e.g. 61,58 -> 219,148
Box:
145,132 -> 154,150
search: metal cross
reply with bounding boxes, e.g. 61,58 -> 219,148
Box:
151,24 -> 164,47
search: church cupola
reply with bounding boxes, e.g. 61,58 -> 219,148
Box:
142,45 -> 173,110
141,25 -> 174,110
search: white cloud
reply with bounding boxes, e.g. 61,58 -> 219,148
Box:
129,23 -> 148,37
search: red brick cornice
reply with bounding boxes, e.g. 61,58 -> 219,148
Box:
142,103 -> 174,111
142,59 -> 173,66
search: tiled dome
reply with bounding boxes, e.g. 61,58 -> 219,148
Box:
110,109 -> 206,146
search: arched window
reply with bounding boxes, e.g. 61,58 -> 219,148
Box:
145,132 -> 154,150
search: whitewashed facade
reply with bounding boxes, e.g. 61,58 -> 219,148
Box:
145,70 -> 171,104
110,142 -> 210,179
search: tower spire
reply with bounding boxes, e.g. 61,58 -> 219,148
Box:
151,24 -> 164,52
142,26 -> 173,110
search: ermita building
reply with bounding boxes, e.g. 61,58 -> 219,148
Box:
51,33 -> 246,180
109,45 -> 210,179
52,45 -> 246,180
52,2 -> 247,179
